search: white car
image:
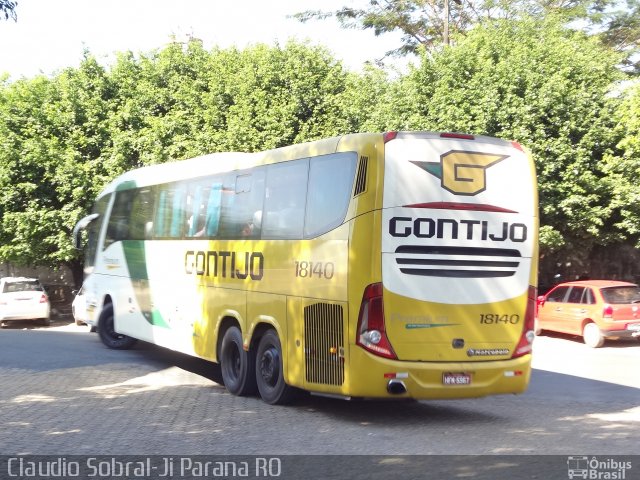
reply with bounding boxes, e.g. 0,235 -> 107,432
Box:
0,277 -> 51,326
71,286 -> 88,326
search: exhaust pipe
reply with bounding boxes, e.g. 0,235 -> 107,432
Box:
387,380 -> 407,395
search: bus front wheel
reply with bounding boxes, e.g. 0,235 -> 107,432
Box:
220,326 -> 256,396
255,329 -> 296,405
98,304 -> 137,350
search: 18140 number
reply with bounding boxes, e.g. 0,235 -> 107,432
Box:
480,313 -> 520,324
294,261 -> 335,279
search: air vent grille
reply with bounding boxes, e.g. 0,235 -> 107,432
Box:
304,303 -> 345,386
353,156 -> 368,196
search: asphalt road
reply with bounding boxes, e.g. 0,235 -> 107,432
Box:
0,320 -> 638,478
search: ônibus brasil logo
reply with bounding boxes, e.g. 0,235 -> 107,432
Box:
567,456 -> 632,479
411,151 -> 507,196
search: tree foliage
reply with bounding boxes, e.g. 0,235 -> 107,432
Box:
0,42 -> 356,283
294,0 -> 639,68
370,17 -> 627,272
0,0 -> 17,21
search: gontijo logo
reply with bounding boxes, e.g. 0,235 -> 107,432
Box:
411,151 -> 508,196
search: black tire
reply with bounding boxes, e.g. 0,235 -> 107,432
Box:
98,304 -> 137,350
255,329 -> 297,405
220,326 -> 256,396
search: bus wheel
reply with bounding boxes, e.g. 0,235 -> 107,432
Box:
255,329 -> 296,405
220,326 -> 256,396
98,304 -> 137,350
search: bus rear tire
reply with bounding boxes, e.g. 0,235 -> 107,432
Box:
220,326 -> 256,396
98,304 -> 137,350
255,329 -> 296,405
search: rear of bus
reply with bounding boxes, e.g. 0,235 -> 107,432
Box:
350,131 -> 538,399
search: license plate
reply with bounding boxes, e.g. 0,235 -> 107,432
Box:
442,372 -> 471,386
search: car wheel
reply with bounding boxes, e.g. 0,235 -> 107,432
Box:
220,326 -> 256,396
255,329 -> 297,405
583,322 -> 604,348
98,304 -> 137,350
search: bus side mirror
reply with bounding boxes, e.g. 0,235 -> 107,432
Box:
73,213 -> 100,249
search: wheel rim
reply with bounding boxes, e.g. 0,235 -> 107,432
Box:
584,323 -> 601,346
225,343 -> 242,382
259,346 -> 280,388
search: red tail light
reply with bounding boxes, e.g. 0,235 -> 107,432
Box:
39,294 -> 48,304
512,286 -> 536,358
603,304 -> 613,318
356,283 -> 397,359
383,131 -> 398,143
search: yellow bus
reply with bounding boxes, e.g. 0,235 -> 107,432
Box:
73,131 -> 538,404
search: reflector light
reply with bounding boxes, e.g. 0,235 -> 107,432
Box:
384,372 -> 408,379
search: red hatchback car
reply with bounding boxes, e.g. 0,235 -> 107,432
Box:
536,280 -> 640,347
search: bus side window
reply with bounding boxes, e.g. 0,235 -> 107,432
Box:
105,190 -> 135,248
154,185 -> 187,238
205,183 -> 223,237
155,190 -> 168,237
170,186 -> 187,238
262,160 -> 308,239
187,184 -> 204,237
214,170 -> 265,239
129,188 -> 154,240
304,152 -> 357,238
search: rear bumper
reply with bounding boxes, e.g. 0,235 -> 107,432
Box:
603,322 -> 640,339
346,348 -> 531,399
0,306 -> 50,321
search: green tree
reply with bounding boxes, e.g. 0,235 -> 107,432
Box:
603,82 -> 640,244
0,55 -> 119,286
294,0 -> 639,69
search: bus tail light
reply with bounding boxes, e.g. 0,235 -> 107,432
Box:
512,286 -> 536,358
356,283 -> 397,359
383,131 -> 398,143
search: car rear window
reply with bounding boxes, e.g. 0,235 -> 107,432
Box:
600,286 -> 640,304
2,281 -> 43,293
